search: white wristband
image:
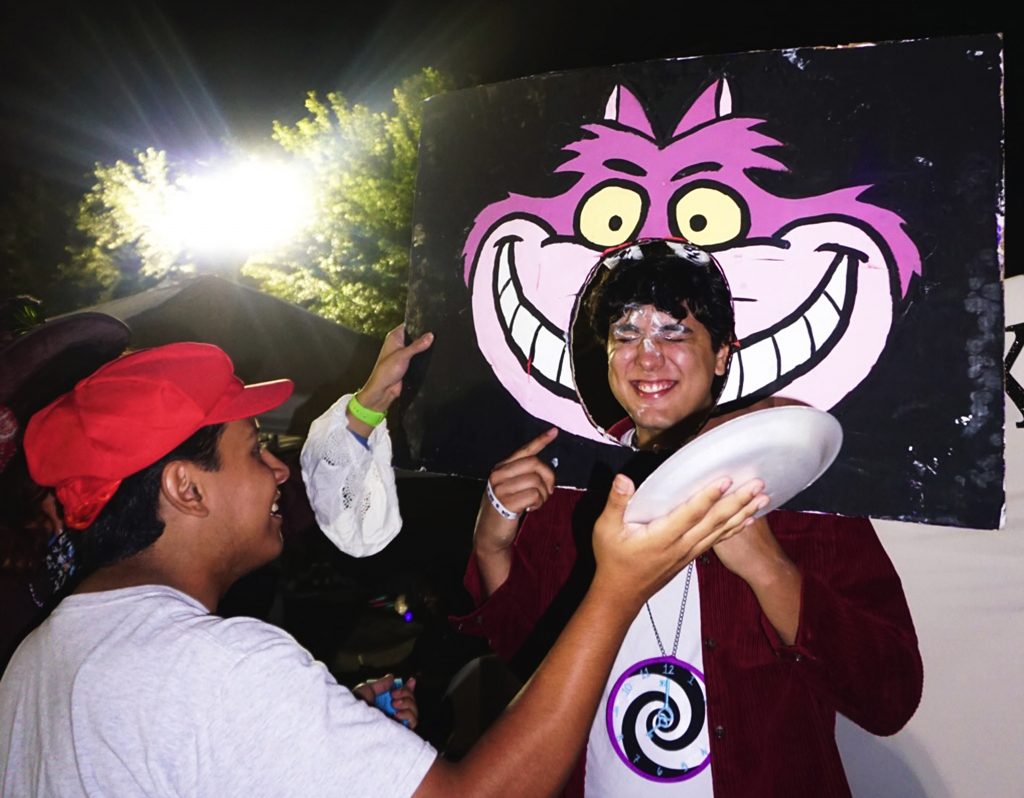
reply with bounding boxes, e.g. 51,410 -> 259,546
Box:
486,480 -> 520,521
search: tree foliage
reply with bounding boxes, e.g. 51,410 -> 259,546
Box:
244,67 -> 453,336
70,147 -> 191,297
32,67 -> 452,334
0,170 -> 118,313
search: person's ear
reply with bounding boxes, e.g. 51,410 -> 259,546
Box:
160,461 -> 210,519
714,342 -> 730,376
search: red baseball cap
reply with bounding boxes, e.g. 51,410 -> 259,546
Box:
24,342 -> 293,529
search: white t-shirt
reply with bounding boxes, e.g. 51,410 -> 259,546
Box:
0,585 -> 436,797
585,565 -> 714,797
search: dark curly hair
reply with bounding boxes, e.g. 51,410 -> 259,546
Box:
585,239 -> 735,351
79,424 -> 226,568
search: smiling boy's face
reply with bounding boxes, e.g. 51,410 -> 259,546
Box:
199,419 -> 290,577
606,303 -> 729,450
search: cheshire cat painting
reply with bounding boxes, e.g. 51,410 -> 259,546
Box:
399,35 -> 1004,528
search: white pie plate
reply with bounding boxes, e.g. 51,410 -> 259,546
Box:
623,406 -> 843,524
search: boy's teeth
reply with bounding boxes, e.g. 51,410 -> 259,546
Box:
271,501 -> 279,514
637,381 -> 673,394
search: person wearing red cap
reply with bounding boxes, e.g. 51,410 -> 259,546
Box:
0,340 -> 767,797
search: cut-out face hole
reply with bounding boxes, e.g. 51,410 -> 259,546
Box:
569,265 -> 627,441
568,240 -> 734,449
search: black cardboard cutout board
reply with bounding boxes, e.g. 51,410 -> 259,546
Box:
397,35 -> 1005,529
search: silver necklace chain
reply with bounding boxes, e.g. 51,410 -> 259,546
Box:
645,561 -> 694,658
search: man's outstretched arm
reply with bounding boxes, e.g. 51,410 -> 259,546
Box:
416,474 -> 768,798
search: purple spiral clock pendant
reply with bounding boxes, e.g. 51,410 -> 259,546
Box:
606,655 -> 711,783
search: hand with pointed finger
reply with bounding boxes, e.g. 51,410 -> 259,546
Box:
591,474 -> 769,609
472,428 -> 558,597
348,324 -> 434,436
476,427 -> 558,548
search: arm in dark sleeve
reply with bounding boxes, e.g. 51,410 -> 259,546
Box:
450,489 -> 581,662
761,511 -> 923,735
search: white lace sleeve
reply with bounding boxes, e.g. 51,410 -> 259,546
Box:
300,393 -> 402,557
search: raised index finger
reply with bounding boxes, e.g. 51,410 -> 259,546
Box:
500,427 -> 558,465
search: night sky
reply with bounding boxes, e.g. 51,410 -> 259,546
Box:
0,1 -> 1011,270
0,2 -> 1007,179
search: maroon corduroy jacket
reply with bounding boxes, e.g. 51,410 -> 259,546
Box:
453,487 -> 922,798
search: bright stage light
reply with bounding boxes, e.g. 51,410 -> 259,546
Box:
167,157 -> 315,260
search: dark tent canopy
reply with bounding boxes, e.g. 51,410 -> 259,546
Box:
81,275 -> 381,435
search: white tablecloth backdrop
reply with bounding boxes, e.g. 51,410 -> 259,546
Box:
839,275 -> 1022,797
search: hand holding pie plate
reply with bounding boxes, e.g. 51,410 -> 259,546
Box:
624,406 -> 843,525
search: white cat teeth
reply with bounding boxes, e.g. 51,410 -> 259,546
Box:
494,237 -> 575,392
718,251 -> 853,404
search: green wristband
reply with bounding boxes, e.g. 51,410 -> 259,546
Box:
348,394 -> 386,427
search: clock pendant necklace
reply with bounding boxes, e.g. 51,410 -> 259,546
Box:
604,561 -> 712,783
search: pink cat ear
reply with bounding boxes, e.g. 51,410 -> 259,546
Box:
673,79 -> 733,137
603,85 -> 656,138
